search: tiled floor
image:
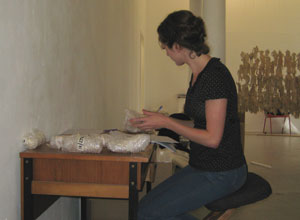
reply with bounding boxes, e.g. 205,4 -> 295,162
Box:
89,134 -> 300,219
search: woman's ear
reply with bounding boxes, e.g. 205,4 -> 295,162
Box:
173,43 -> 183,51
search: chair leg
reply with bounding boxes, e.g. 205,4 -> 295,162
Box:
218,209 -> 235,220
203,209 -> 235,220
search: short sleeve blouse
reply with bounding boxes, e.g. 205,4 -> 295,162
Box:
184,58 -> 246,171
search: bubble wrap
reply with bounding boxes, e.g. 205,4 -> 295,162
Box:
23,129 -> 46,149
103,131 -> 150,153
124,109 -> 144,133
50,134 -> 104,153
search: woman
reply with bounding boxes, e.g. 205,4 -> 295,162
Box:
130,10 -> 247,220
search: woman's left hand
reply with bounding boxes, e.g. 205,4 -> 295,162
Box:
130,109 -> 169,131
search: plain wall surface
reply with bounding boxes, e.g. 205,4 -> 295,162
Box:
0,0 -> 140,219
226,0 -> 300,133
144,0 -> 190,114
89,0 -> 191,218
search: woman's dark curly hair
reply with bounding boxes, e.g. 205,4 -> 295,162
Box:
157,10 -> 209,56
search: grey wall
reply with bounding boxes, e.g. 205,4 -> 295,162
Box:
0,0 -> 140,219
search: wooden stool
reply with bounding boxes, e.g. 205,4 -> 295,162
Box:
263,113 -> 291,135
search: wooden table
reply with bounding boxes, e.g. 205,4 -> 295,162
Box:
20,143 -> 154,220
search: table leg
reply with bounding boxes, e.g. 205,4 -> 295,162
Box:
282,117 -> 287,134
129,162 -> 138,220
146,182 -> 152,193
23,158 -> 34,220
81,197 -> 87,220
263,116 -> 267,133
289,116 -> 292,135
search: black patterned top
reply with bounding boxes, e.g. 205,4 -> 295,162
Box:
184,58 -> 246,171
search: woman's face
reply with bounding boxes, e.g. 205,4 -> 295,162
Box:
161,43 -> 185,66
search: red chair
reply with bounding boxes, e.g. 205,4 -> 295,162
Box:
263,113 -> 291,135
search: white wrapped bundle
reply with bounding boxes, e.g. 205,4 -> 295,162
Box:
50,134 -> 104,153
23,129 -> 46,149
103,131 -> 150,153
124,109 -> 144,133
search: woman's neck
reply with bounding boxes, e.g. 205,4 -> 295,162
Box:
188,54 -> 211,75
187,54 -> 211,85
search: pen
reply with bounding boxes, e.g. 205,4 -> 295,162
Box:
156,105 -> 163,112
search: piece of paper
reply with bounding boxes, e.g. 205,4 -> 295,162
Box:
150,135 -> 178,152
150,135 -> 178,143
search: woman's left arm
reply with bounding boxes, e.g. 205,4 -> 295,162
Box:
130,98 -> 227,149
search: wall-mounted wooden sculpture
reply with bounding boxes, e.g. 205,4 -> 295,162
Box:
237,47 -> 300,118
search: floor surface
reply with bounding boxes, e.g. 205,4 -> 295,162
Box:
89,134 -> 300,220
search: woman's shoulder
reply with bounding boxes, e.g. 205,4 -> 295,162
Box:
207,58 -> 228,70
202,58 -> 230,77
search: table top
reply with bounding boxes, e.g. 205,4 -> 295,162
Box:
20,143 -> 154,163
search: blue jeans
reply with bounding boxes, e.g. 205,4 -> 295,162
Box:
138,164 -> 247,220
